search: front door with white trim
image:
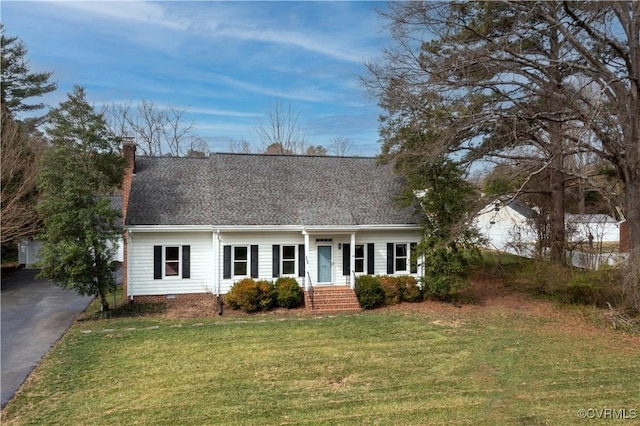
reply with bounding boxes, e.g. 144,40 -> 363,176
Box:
317,245 -> 332,284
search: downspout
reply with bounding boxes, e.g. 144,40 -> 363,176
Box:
350,232 -> 356,289
303,230 -> 310,291
127,230 -> 133,301
215,230 -> 223,315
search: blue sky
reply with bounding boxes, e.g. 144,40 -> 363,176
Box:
2,1 -> 391,156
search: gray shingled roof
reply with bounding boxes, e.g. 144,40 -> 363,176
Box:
126,153 -> 419,227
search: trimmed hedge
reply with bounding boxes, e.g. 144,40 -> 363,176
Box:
275,277 -> 303,308
226,278 -> 276,312
355,275 -> 385,309
356,275 -> 423,309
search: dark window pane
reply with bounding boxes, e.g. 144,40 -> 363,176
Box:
234,262 -> 247,276
166,246 -> 179,261
166,261 -> 179,276
396,258 -> 407,272
282,245 -> 295,260
283,260 -> 295,275
395,244 -> 407,257
355,245 -> 364,258
234,246 -> 248,261
355,259 -> 364,273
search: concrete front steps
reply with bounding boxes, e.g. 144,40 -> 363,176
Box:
304,285 -> 362,314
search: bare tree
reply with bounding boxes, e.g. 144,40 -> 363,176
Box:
1,105 -> 46,244
328,136 -> 354,156
229,139 -> 253,154
305,145 -> 327,156
365,1 -> 640,307
104,100 -> 205,156
254,99 -> 308,155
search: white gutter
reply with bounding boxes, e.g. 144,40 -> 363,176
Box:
125,224 -> 421,233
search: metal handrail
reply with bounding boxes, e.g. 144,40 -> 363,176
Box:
306,270 -> 314,309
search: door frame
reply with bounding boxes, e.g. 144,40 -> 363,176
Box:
316,244 -> 333,284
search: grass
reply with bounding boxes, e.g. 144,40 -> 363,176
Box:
3,303 -> 639,425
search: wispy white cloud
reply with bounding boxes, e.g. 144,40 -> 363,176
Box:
51,1 -> 189,30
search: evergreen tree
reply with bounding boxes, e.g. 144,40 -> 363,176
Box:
1,25 -> 56,117
36,86 -> 124,310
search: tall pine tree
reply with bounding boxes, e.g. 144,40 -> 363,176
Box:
36,86 -> 124,310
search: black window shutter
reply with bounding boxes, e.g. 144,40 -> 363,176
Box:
153,245 -> 162,279
251,245 -> 259,278
298,244 -> 305,277
182,245 -> 191,278
342,243 -> 350,276
367,243 -> 375,275
223,245 -> 231,279
272,245 -> 280,277
410,243 -> 418,274
386,243 -> 394,274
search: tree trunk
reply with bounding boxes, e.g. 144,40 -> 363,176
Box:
549,166 -> 566,264
99,288 -> 110,312
623,168 -> 640,310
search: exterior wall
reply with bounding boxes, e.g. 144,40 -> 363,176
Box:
565,220 -> 619,244
18,239 -> 42,268
127,228 -> 423,299
475,204 -> 534,255
127,231 -> 215,298
217,231 -> 305,294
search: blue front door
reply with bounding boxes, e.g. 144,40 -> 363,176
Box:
317,245 -> 332,283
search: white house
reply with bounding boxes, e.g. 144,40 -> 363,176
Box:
475,198 -> 538,256
121,142 -> 424,311
565,214 -> 620,244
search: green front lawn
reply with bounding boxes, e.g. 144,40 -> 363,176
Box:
3,304 -> 639,425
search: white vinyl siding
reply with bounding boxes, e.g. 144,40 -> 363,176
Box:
127,228 -> 422,297
218,232 -> 305,294
127,232 -> 214,296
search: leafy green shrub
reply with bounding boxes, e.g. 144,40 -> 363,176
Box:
377,275 -> 422,304
397,275 -> 422,302
275,277 -> 303,308
423,247 -> 470,300
355,275 -> 385,309
565,267 -> 624,307
511,261 -> 625,308
226,278 -> 276,312
379,275 -> 403,305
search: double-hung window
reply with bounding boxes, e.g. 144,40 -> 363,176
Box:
354,244 -> 365,273
223,245 -> 258,279
154,245 -> 190,279
281,245 -> 297,275
233,246 -> 248,277
165,246 -> 180,276
395,243 -> 409,273
386,242 -> 418,275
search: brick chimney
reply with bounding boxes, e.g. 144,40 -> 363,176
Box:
122,137 -> 136,301
122,137 -> 136,224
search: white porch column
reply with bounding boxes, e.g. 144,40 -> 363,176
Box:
350,232 -> 356,289
303,231 -> 310,290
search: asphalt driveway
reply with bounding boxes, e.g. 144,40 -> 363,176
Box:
1,269 -> 94,407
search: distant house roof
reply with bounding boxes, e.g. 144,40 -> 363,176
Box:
565,213 -> 618,224
125,153 -> 419,227
505,199 -> 537,220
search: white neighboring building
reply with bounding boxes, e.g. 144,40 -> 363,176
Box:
475,198 -> 538,256
565,214 -> 620,244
